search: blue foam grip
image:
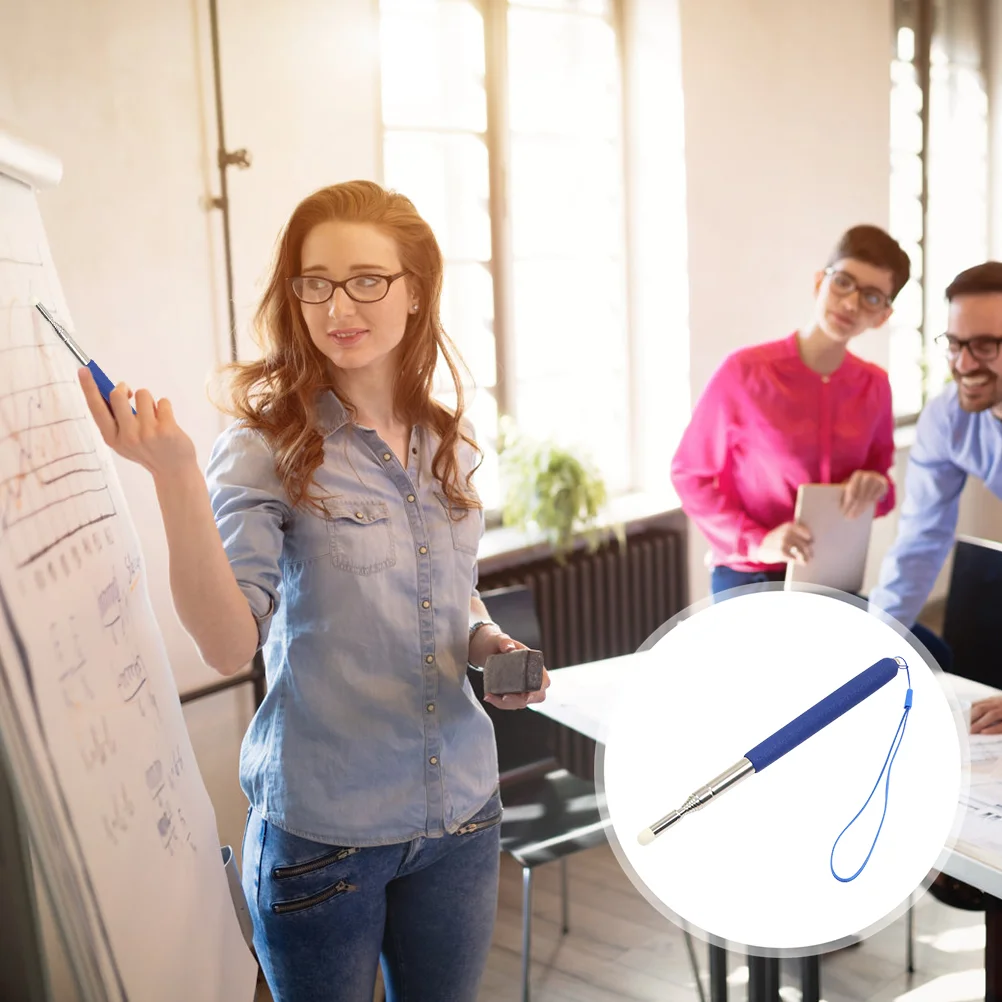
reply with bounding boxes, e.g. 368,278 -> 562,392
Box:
87,360 -> 117,403
744,657 -> 900,772
87,360 -> 136,415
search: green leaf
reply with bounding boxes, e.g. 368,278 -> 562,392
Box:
497,417 -> 615,561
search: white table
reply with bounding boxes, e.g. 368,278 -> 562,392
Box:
532,655 -> 1002,1002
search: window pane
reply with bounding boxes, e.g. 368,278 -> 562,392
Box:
506,1 -> 630,493
434,387 -> 500,510
894,279 -> 924,332
439,262 -> 496,390
889,325 -> 924,416
383,131 -> 492,262
510,0 -> 612,14
380,0 -> 487,132
507,8 -> 619,138
889,192 -> 922,248
509,136 -> 623,258
515,372 -> 631,491
511,258 -> 626,383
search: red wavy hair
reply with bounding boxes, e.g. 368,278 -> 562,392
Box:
221,180 -> 481,512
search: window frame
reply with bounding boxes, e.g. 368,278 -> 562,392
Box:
379,0 -> 636,516
891,0 -> 991,428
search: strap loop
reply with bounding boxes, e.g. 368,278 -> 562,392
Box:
830,657 -> 912,882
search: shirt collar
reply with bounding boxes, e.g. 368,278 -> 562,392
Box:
315,389 -> 351,437
787,330 -> 859,380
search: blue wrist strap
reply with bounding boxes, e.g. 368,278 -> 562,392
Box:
829,657 -> 913,882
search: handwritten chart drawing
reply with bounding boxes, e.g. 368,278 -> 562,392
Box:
0,132 -> 256,1001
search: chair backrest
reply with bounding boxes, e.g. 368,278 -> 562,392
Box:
942,536 -> 1002,688
472,584 -> 555,778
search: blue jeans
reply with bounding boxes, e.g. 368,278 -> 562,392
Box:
709,566 -> 953,671
242,789 -> 502,1002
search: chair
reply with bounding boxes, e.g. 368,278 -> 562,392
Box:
903,536 -> 1000,970
476,585 -> 706,1002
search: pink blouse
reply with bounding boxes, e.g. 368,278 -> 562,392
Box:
671,333 -> 896,572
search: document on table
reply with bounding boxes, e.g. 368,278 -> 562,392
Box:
968,735 -> 1002,766
959,782 -> 1002,859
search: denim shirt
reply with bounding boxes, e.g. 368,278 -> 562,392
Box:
204,391 -> 498,846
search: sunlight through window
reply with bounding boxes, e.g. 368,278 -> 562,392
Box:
889,0 -> 989,421
379,0 -> 631,510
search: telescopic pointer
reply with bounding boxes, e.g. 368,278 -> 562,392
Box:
638,657 -> 906,845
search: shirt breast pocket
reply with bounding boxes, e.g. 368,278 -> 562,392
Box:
326,500 -> 396,575
282,507 -> 333,564
434,492 -> 482,556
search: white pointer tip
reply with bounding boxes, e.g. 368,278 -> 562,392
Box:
637,827 -> 655,846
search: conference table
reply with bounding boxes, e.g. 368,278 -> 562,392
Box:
531,654 -> 1002,1002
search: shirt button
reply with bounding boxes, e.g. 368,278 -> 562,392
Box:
383,452 -> 392,461
429,756 -> 438,765
425,654 -> 434,663
407,494 -> 416,503
422,600 -> 431,609
427,703 -> 435,712
821,376 -> 830,384
355,511 -> 364,519
419,545 -> 428,555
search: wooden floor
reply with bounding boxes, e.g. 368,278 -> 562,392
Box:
255,839 -> 988,1001
484,845 -> 987,1002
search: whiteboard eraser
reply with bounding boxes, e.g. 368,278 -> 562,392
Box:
483,649 -> 545,695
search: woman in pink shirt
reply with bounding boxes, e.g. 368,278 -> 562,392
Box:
672,225 -> 909,598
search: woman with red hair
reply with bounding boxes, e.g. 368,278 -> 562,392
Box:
79,180 -> 547,1001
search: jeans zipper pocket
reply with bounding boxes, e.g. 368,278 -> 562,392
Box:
272,845 -> 360,880
271,878 -> 356,914
457,810 -> 503,836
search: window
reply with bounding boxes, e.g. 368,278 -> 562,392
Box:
379,0 -> 630,510
889,0 -> 989,422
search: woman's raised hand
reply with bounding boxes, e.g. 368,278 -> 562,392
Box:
78,368 -> 197,480
841,470 -> 889,520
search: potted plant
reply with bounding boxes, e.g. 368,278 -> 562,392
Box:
497,417 -> 621,562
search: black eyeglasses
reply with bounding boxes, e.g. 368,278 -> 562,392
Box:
935,333 -> 1002,362
290,271 -> 410,305
824,268 -> 892,313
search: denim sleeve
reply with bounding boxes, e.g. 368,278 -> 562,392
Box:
204,424 -> 291,649
869,395 -> 967,628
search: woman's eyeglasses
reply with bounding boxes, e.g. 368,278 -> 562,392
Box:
290,271 -> 410,305
824,268 -> 892,313
935,333 -> 1002,363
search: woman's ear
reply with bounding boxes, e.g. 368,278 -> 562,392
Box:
813,270 -> 826,297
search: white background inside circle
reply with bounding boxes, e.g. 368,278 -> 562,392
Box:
601,591 -> 965,953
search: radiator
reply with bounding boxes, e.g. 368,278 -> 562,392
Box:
478,525 -> 686,779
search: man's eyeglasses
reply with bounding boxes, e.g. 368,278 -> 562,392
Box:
290,271 -> 410,305
935,333 -> 1002,363
824,268 -> 892,313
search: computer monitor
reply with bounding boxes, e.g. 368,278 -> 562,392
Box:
942,535 -> 1002,689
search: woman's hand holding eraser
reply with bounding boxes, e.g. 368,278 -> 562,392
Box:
484,649 -> 545,695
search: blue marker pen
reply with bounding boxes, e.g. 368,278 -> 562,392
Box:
34,300 -> 135,414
